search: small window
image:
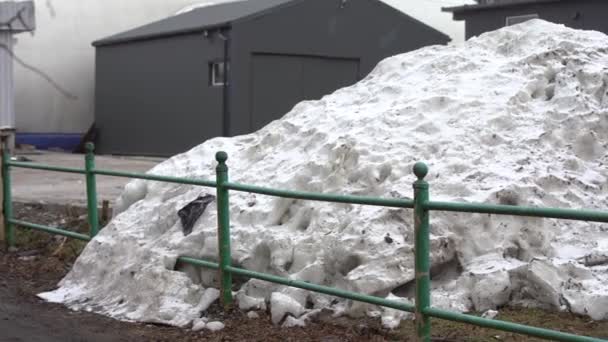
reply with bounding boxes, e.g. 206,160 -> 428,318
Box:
505,14 -> 539,26
210,61 -> 229,86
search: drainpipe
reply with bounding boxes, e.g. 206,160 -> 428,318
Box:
218,29 -> 231,137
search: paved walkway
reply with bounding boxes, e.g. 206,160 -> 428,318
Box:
10,151 -> 163,206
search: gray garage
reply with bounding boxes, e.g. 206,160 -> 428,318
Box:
93,0 -> 450,156
443,0 -> 608,40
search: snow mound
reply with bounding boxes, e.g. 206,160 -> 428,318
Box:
39,20 -> 608,326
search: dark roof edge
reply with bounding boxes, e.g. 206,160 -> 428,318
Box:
368,0 -> 451,42
92,24 -> 230,47
442,0 -> 560,14
91,0 -> 300,47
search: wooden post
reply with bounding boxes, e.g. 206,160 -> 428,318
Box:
101,200 -> 110,226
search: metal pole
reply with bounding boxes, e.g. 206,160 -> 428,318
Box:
0,32 -> 16,132
85,142 -> 99,237
215,151 -> 233,307
2,140 -> 13,249
413,162 -> 431,341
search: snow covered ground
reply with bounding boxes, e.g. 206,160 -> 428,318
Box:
40,20 -> 608,329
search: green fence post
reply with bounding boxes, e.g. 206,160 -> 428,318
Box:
85,142 -> 100,237
413,162 -> 431,342
2,144 -> 13,250
216,151 -> 233,308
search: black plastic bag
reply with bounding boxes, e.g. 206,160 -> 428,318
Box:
178,194 -> 216,236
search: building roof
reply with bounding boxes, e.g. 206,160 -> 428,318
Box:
93,0 -> 297,46
442,0 -> 562,14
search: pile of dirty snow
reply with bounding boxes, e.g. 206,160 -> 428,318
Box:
40,20 -> 608,329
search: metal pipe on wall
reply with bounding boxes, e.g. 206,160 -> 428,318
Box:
219,29 -> 231,137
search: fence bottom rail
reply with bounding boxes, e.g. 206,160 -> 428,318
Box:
9,219 -> 91,242
176,256 -> 415,313
423,307 -> 604,342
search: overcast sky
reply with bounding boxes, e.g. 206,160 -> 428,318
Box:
381,0 -> 476,43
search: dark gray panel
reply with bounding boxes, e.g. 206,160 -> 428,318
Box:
250,53 -> 359,131
301,57 -> 359,99
95,33 -> 224,156
229,0 -> 450,136
250,54 -> 303,130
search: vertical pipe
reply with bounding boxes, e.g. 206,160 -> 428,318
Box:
2,142 -> 13,249
220,29 -> 231,137
85,142 -> 99,237
413,162 -> 431,341
0,33 -> 15,130
215,151 -> 233,307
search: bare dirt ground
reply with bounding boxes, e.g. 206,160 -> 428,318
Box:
1,203 -> 607,341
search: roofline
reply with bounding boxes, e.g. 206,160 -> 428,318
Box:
92,0 -> 302,48
92,23 -> 230,47
442,0 -> 561,15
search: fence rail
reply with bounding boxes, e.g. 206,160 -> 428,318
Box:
1,142 -> 606,342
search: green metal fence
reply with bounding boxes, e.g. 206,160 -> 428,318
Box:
2,142 -> 607,342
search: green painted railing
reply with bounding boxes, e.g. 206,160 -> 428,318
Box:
2,143 -> 607,342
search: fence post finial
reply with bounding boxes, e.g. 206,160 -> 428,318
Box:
413,162 -> 428,181
85,142 -> 95,153
216,151 -> 228,168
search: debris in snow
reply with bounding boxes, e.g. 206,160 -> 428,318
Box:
577,253 -> 608,267
39,19 -> 608,326
178,194 -> 215,236
482,309 -> 499,319
384,233 -> 393,244
205,321 -> 225,331
246,311 -> 260,319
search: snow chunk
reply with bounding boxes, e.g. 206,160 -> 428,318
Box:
198,288 -> 220,312
270,292 -> 306,325
482,310 -> 499,320
191,318 -> 207,332
237,292 -> 266,311
380,294 -> 413,329
247,311 -> 260,319
282,316 -> 307,328
205,321 -> 225,331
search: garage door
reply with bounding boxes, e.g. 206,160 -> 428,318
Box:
250,53 -> 359,131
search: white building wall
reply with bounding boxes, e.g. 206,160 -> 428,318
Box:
12,0 -> 201,134
12,0 -> 469,135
